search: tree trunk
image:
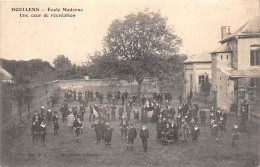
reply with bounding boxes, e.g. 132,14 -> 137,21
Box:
28,99 -> 30,118
137,83 -> 142,105
18,101 -> 22,123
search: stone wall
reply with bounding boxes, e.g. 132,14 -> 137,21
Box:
57,79 -> 159,97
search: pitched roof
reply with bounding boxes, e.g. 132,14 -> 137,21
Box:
0,66 -> 13,82
184,52 -> 211,63
221,68 -> 260,78
220,16 -> 260,43
210,42 -> 233,54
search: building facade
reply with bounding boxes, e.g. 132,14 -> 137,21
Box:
211,16 -> 260,112
184,52 -> 212,100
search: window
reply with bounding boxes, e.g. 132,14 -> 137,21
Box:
220,77 -> 221,80
250,78 -> 260,87
227,55 -> 228,59
199,75 -> 204,84
221,55 -> 223,60
250,46 -> 260,66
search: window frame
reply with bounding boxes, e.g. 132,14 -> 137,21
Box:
250,46 -> 260,66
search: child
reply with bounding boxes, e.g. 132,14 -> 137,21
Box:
191,124 -> 200,144
73,118 -> 83,143
140,124 -> 149,152
134,109 -> 139,123
31,122 -> 39,145
47,108 -> 52,124
104,121 -> 114,148
127,123 -> 137,151
39,122 -> 47,146
52,111 -> 59,135
232,124 -> 239,146
67,112 -> 75,131
120,115 -> 129,142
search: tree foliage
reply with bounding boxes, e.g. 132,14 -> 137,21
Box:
88,9 -> 185,96
53,55 -> 87,80
1,58 -> 56,84
100,10 -> 182,85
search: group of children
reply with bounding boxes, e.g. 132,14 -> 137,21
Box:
30,89 -> 246,152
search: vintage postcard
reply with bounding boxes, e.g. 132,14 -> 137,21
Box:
0,0 -> 259,166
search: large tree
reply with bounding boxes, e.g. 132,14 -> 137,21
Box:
89,9 -> 183,100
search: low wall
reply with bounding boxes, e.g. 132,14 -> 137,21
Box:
57,79 -> 159,97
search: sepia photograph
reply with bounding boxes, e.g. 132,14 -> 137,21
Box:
0,0 -> 259,166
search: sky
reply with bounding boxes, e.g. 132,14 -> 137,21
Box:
1,0 -> 259,65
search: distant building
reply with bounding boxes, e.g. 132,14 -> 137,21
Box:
184,52 -> 212,99
211,16 -> 260,111
0,66 -> 14,83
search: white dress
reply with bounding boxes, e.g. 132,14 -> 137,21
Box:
67,114 -> 75,127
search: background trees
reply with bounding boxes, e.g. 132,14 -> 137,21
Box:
1,58 -> 56,84
53,55 -> 88,80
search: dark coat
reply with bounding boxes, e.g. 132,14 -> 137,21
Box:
140,128 -> 149,139
128,127 -> 137,141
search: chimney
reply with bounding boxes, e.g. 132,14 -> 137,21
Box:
227,26 -> 231,35
221,26 -> 227,40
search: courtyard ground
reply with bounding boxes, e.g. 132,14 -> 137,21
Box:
1,93 -> 259,167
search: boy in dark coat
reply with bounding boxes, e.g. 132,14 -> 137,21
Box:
126,105 -> 131,121
73,118 -> 83,143
39,122 -> 47,146
141,106 -> 147,124
52,112 -> 59,135
121,94 -> 125,105
46,108 -> 52,124
91,119 -> 102,144
156,118 -> 163,139
140,124 -> 149,152
170,121 -> 178,143
110,105 -> 117,120
60,105 -> 66,122
127,123 -> 137,151
199,110 -> 206,125
191,124 -> 200,144
120,116 -> 129,142
104,122 -> 113,148
31,122 -> 39,145
80,105 -> 85,121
